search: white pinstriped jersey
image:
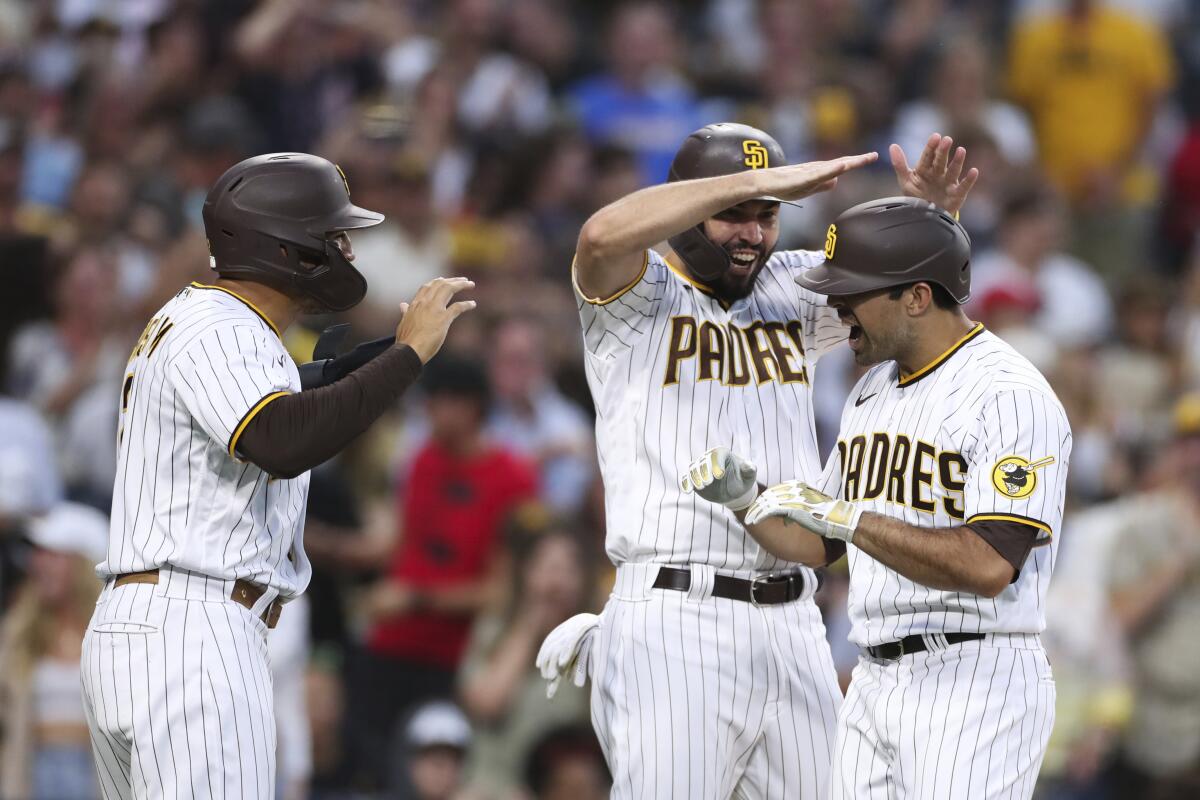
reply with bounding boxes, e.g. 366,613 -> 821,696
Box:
100,282 -> 311,598
576,248 -> 845,572
823,325 -> 1071,646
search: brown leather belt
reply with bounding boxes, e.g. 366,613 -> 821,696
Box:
113,569 -> 283,629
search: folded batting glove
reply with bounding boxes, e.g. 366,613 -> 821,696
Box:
679,447 -> 759,511
536,612 -> 601,699
744,480 -> 862,542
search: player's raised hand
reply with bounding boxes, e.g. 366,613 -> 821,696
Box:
755,152 -> 879,202
680,447 -> 759,511
395,277 -> 477,363
890,133 -> 979,215
745,480 -> 862,542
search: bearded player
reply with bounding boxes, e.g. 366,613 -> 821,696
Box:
536,126 -> 977,798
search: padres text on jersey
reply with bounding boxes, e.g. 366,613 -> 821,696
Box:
824,324 -> 1072,645
575,248 -> 846,572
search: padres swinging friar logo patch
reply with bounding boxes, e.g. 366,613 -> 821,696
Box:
743,140 -> 769,169
992,455 -> 1055,498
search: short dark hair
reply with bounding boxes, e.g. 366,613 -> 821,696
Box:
421,353 -> 491,408
888,281 -> 959,310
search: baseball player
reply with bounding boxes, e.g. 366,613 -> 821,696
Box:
688,197 -> 1070,798
536,125 -> 978,799
81,153 -> 474,798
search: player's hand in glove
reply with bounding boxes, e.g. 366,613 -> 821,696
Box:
745,480 -> 862,542
536,612 -> 601,699
680,447 -> 759,511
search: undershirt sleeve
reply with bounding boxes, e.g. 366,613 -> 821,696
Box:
237,345 -> 423,478
965,518 -> 1042,581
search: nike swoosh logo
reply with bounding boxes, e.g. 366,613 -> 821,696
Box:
854,392 -> 877,407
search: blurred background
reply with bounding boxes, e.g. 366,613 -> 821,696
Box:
0,0 -> 1198,798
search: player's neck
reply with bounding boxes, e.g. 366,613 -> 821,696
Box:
212,278 -> 298,333
895,312 -> 977,378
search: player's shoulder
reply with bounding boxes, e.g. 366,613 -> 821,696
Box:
763,248 -> 828,306
166,282 -> 283,356
768,247 -> 825,272
968,330 -> 1067,419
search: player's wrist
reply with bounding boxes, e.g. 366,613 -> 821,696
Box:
725,482 -> 760,512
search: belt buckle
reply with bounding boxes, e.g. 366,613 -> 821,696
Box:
750,573 -> 773,607
893,639 -> 906,658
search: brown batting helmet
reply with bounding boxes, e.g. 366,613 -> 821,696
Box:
796,197 -> 972,303
667,123 -> 788,281
203,153 -> 384,312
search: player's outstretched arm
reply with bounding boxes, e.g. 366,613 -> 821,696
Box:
575,153 -> 878,300
890,133 -> 979,215
236,278 -> 475,478
680,448 -> 832,566
746,482 -> 1015,597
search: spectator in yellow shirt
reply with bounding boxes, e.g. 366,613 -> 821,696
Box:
1007,0 -> 1173,208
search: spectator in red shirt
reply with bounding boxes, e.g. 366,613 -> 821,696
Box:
348,354 -> 538,791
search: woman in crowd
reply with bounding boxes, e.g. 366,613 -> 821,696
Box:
0,503 -> 107,799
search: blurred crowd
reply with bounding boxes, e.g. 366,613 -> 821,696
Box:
1,0 -> 1199,798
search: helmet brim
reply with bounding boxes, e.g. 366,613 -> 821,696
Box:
308,204 -> 385,236
794,262 -> 904,297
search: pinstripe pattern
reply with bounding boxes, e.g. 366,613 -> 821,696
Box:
81,576 -> 276,799
577,248 -> 845,797
590,565 -> 840,799
102,284 -> 311,599
85,283 -> 310,798
829,640 -> 1055,799
823,327 -> 1067,798
577,248 -> 844,573
831,328 -> 1071,646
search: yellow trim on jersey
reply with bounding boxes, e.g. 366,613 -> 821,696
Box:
570,251 -> 649,305
898,323 -> 985,386
190,282 -> 282,338
966,513 -> 1052,536
228,391 -> 289,458
664,254 -> 730,310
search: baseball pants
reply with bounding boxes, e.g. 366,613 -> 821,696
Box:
591,563 -> 843,800
81,567 -> 278,799
829,634 -> 1055,800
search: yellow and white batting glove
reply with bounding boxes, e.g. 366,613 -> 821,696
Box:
536,612 -> 601,699
679,447 -> 759,511
744,480 -> 862,542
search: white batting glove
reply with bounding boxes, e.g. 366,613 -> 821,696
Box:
679,447 -> 759,511
536,612 -> 601,699
744,480 -> 863,542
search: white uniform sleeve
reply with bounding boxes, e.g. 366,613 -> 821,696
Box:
170,325 -> 296,457
573,249 -> 667,358
817,443 -> 843,497
963,389 -> 1072,536
773,249 -> 848,361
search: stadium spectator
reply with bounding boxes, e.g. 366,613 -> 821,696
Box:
486,317 -> 594,515
568,1 -> 710,185
459,523 -> 593,797
353,355 -> 537,790
1103,394 -> 1200,798
969,185 -> 1113,349
0,503 -> 106,799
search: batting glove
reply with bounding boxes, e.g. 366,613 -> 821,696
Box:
536,612 -> 601,699
744,480 -> 863,542
679,447 -> 759,511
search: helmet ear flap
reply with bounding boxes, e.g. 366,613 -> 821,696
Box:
667,225 -> 732,282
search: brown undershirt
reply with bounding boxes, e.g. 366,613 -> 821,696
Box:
236,344 -> 422,478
